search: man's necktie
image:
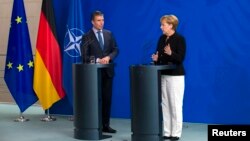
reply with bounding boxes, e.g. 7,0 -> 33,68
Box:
97,31 -> 104,50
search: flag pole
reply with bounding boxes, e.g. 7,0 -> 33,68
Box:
14,112 -> 29,122
40,108 -> 56,122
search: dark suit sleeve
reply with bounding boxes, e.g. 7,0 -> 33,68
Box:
107,32 -> 119,60
170,35 -> 186,64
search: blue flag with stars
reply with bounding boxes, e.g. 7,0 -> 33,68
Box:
4,0 -> 38,113
62,0 -> 85,106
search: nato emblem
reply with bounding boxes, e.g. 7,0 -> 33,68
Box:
64,27 -> 84,57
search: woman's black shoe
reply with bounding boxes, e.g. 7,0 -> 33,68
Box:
163,136 -> 172,139
171,137 -> 179,140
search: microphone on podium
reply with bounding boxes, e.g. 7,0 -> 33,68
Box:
82,34 -> 94,64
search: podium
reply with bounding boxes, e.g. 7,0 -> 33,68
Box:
130,64 -> 175,141
73,63 -> 114,140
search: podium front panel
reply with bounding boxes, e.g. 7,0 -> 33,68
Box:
130,64 -> 175,141
73,63 -> 113,140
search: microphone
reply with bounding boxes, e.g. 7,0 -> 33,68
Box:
82,34 -> 94,64
140,40 -> 154,65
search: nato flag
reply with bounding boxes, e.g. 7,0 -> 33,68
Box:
4,0 -> 38,113
63,0 -> 85,106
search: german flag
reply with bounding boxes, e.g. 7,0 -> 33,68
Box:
33,0 -> 65,110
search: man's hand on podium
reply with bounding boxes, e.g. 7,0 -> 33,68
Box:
98,56 -> 110,64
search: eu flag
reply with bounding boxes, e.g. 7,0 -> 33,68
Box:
63,0 -> 85,106
4,0 -> 38,113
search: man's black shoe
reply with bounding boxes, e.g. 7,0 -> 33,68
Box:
171,137 -> 179,140
102,126 -> 117,133
163,136 -> 172,139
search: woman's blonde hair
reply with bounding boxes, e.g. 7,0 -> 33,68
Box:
160,15 -> 179,31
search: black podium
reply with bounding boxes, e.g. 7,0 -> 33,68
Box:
73,63 -> 114,140
130,64 -> 175,141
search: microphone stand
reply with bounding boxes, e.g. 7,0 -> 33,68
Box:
82,36 -> 93,64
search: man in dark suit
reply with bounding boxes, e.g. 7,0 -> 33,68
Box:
81,10 -> 119,133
